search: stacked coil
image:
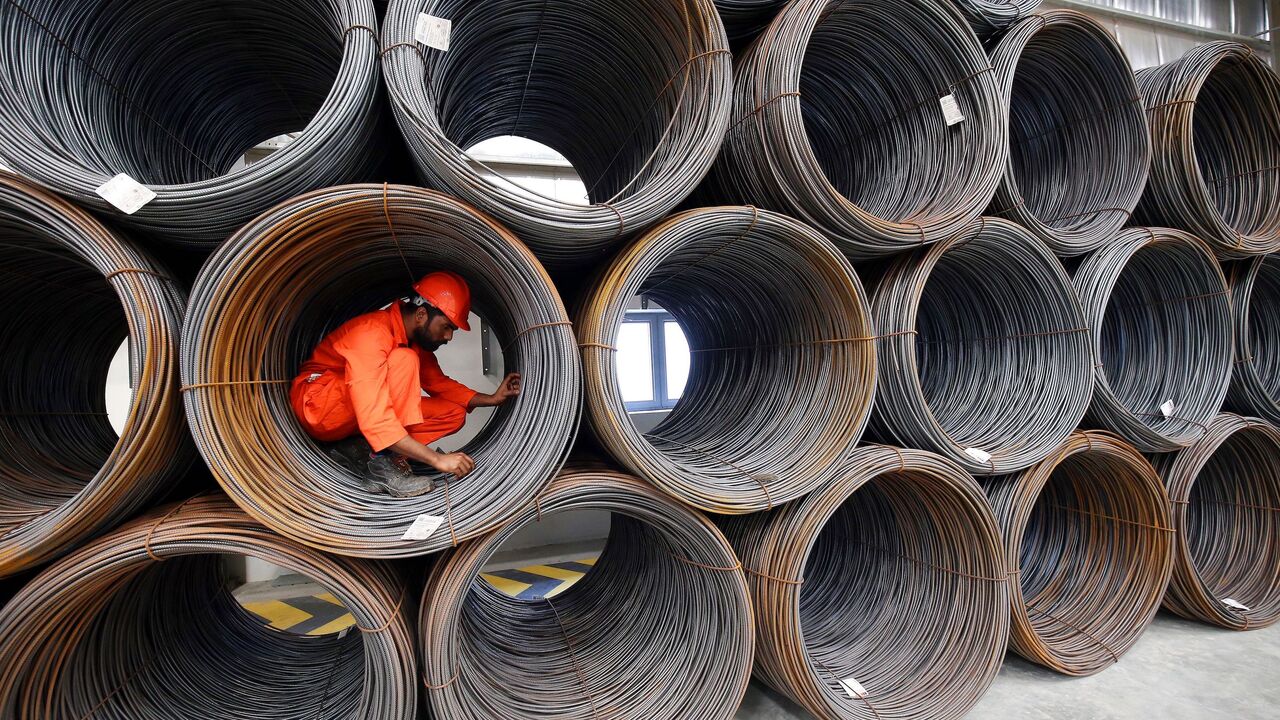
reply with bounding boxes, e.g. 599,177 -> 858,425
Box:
706,0 -> 1006,259
714,0 -> 786,41
576,206 -> 876,514
0,173 -> 191,578
1136,41 -> 1280,258
985,431 -> 1174,676
0,496 -> 418,719
870,217 -> 1092,475
181,184 -> 581,557
988,10 -> 1150,256
382,0 -> 732,266
1227,255 -> 1280,425
1073,227 -> 1232,452
952,0 -> 1041,38
0,0 -> 384,247
722,445 -> 1008,720
419,465 -> 753,720
1153,413 -> 1280,630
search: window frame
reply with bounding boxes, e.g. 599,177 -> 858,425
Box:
619,310 -> 684,412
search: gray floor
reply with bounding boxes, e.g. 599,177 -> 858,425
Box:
734,612 -> 1280,719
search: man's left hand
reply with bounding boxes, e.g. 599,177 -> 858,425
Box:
494,373 -> 521,403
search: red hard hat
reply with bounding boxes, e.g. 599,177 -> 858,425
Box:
413,271 -> 472,331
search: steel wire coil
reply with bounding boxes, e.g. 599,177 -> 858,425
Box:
703,0 -> 1006,260
985,431 -> 1173,676
0,0 -> 384,248
419,464 -> 753,720
1134,41 -> 1280,259
869,217 -> 1093,475
0,172 -> 191,578
381,0 -> 732,267
721,445 -> 1008,720
1074,227 -> 1232,452
713,0 -> 786,41
576,206 -> 876,514
950,0 -> 1040,38
181,184 -> 581,558
988,10 -> 1150,256
1226,255 -> 1280,424
0,495 -> 417,719
1151,413 -> 1280,630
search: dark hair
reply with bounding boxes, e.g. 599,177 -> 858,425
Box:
405,296 -> 446,322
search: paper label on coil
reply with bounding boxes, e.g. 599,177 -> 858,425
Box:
964,447 -> 992,464
940,94 -> 965,126
1222,598 -> 1250,611
840,677 -> 867,699
402,514 -> 445,540
414,13 -> 451,51
1160,400 -> 1177,417
95,173 -> 155,214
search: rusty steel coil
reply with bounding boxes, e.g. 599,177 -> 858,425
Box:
381,0 -> 732,267
0,0 -> 385,248
576,206 -> 876,514
985,431 -> 1174,676
721,444 -> 1008,720
988,10 -> 1150,256
0,172 -> 191,579
704,0 -> 1006,260
1227,255 -> 1280,425
1152,413 -> 1280,630
869,217 -> 1092,475
181,184 -> 581,558
419,464 -> 753,720
1073,227 -> 1232,452
1135,41 -> 1280,258
0,495 -> 417,719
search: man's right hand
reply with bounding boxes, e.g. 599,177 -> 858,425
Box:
432,451 -> 475,478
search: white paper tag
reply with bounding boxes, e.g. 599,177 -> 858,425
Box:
1222,598 -> 1250,611
95,173 -> 155,214
414,13 -> 451,51
940,94 -> 965,126
964,447 -> 992,464
1160,400 -> 1177,417
401,514 -> 445,541
840,677 -> 867,699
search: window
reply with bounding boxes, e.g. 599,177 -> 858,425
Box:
616,310 -> 689,411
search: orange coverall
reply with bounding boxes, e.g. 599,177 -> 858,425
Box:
291,301 -> 478,452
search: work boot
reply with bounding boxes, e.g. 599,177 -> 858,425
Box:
363,453 -> 435,498
327,436 -> 372,475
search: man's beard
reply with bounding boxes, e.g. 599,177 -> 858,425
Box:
412,326 -> 444,352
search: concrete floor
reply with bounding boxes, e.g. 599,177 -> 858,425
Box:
734,612 -> 1280,719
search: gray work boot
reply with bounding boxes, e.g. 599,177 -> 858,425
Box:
327,436 -> 372,475
363,453 -> 435,498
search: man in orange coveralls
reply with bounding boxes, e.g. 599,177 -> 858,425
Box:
291,271 -> 521,497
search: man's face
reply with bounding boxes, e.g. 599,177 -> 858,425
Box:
412,309 -> 456,351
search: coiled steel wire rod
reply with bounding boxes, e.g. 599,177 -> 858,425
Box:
381,0 -> 731,267
721,445 -> 1008,720
0,495 -> 417,719
576,206 -> 876,514
713,0 -> 786,41
0,0 -> 383,248
1073,227 -> 1232,452
181,184 -> 581,557
988,10 -> 1150,256
985,431 -> 1174,676
1135,41 -> 1280,258
420,465 -> 753,720
704,0 -> 1006,260
1152,413 -> 1280,630
952,0 -> 1040,37
0,172 -> 191,578
1226,255 -> 1280,425
869,217 -> 1093,475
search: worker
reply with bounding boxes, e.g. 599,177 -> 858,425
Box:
290,271 -> 521,497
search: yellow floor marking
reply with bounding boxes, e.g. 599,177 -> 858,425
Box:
309,614 -> 358,636
577,557 -> 597,566
521,564 -> 587,582
480,573 -> 533,597
243,599 -> 311,630
315,592 -> 346,608
545,580 -> 576,598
